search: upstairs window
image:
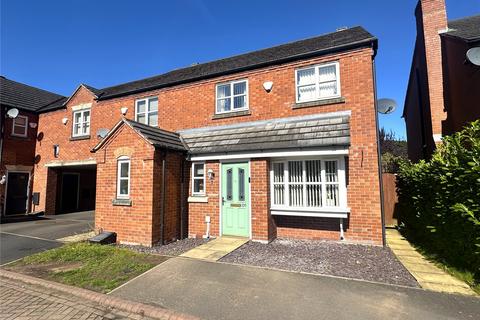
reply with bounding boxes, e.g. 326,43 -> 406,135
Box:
296,62 -> 340,103
216,79 -> 248,114
135,97 -> 158,126
192,163 -> 205,195
72,110 -> 90,137
12,115 -> 28,137
117,157 -> 130,198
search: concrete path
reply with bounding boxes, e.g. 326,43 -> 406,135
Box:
111,257 -> 480,320
0,211 -> 94,265
386,228 -> 476,296
0,276 -> 152,319
180,236 -> 248,261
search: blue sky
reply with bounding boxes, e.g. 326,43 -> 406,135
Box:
1,0 -> 479,138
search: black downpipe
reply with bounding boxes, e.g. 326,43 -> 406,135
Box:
179,157 -> 186,239
372,58 -> 387,247
160,152 -> 166,245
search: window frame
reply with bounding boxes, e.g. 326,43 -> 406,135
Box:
215,79 -> 249,114
135,96 -> 158,126
71,109 -> 91,137
12,115 -> 28,137
191,162 -> 206,196
269,156 -> 347,215
295,61 -> 341,104
116,157 -> 131,199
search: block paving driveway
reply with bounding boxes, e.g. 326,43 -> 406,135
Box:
0,276 -> 152,320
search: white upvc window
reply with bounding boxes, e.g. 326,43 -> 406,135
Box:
72,109 -> 91,137
135,97 -> 158,126
295,62 -> 341,103
216,79 -> 248,114
192,162 -> 205,195
270,157 -> 347,215
117,157 -> 130,198
12,115 -> 28,137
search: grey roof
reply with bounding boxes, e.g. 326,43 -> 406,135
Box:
180,113 -> 350,155
125,119 -> 186,152
96,26 -> 376,100
0,76 -> 66,112
444,15 -> 480,42
91,118 -> 186,152
82,84 -> 102,97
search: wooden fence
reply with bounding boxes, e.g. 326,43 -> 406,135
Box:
382,173 -> 398,227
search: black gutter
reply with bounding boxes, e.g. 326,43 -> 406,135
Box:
97,38 -> 378,101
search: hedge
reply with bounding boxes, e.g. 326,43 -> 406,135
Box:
396,120 -> 480,282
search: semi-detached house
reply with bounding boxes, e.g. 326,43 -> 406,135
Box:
32,26 -> 383,246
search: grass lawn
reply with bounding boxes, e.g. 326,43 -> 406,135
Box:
3,242 -> 168,293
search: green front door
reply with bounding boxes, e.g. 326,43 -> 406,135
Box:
221,162 -> 250,237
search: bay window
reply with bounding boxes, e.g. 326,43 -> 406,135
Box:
270,157 -> 347,216
216,79 -> 248,114
296,62 -> 340,103
135,97 -> 158,126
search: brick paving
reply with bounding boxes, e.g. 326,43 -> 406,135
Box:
0,277 -> 152,320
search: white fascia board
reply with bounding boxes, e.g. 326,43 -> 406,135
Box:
190,148 -> 349,161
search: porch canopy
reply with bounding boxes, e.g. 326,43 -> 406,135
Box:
179,111 -> 351,160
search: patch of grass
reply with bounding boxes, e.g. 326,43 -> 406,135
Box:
5,242 -> 168,293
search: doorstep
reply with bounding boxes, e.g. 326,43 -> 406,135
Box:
386,229 -> 476,296
181,236 -> 248,261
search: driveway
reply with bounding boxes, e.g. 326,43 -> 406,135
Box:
0,211 -> 94,265
111,257 -> 479,320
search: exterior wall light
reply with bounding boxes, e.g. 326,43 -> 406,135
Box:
53,144 -> 60,158
29,122 -> 38,128
263,81 -> 273,92
121,107 -> 128,116
207,168 -> 214,181
62,117 -> 68,125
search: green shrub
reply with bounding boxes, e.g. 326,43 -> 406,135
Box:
397,120 -> 480,283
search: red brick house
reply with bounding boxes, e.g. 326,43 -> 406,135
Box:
0,76 -> 66,216
404,0 -> 480,161
32,26 -> 383,246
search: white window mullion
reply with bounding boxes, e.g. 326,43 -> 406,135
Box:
284,161 -> 289,208
302,160 -> 307,208
321,161 -> 327,208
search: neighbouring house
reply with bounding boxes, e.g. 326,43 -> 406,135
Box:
403,0 -> 480,162
0,76 -> 66,216
32,26 -> 383,246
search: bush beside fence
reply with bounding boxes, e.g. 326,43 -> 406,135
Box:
396,120 -> 480,283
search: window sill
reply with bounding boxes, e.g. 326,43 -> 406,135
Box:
10,135 -> 30,140
112,198 -> 132,206
188,196 -> 208,203
292,97 -> 345,109
270,207 -> 349,218
70,135 -> 91,141
212,110 -> 251,120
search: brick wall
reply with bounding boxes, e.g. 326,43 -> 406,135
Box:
35,45 -> 382,244
1,109 -> 38,213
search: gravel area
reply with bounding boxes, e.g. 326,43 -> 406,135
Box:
119,238 -> 209,256
220,239 -> 419,287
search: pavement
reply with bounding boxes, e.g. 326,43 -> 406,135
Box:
386,228 -> 476,295
111,257 -> 480,320
0,276 -> 153,320
0,211 -> 94,265
180,236 -> 248,261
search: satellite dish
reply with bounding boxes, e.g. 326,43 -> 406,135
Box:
466,47 -> 480,66
377,98 -> 397,114
6,108 -> 19,119
96,128 -> 109,139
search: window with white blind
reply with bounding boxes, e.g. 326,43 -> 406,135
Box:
216,79 -> 248,114
135,97 -> 158,126
270,157 -> 347,215
295,62 -> 340,103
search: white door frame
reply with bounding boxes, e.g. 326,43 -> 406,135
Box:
218,159 -> 252,239
3,170 -> 31,216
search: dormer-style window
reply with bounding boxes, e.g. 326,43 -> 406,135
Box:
135,97 -> 158,126
72,109 -> 90,137
216,79 -> 248,114
12,115 -> 28,137
296,62 -> 340,103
